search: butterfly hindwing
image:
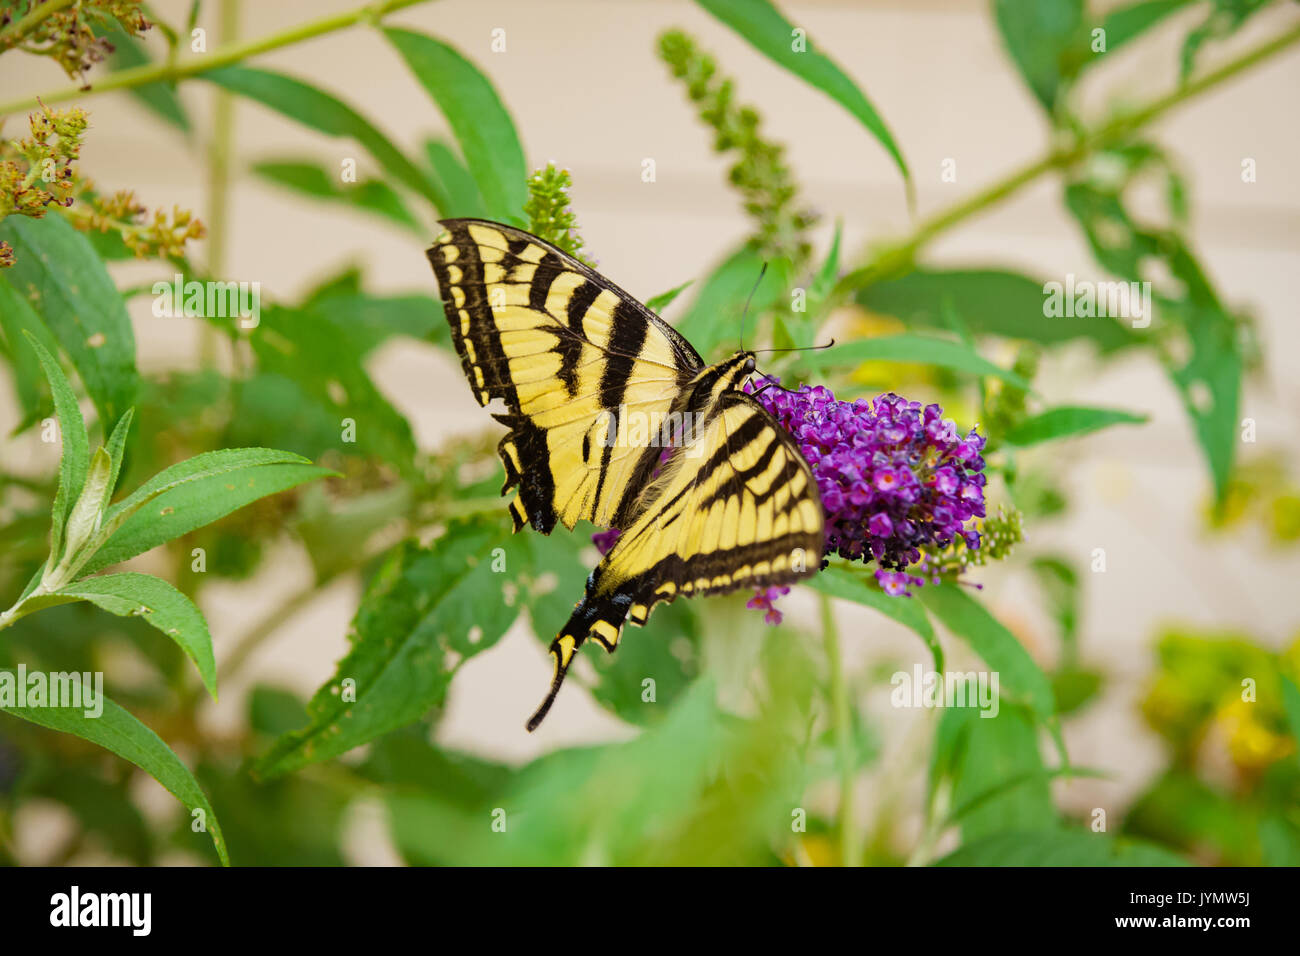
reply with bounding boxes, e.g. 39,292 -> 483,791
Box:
596,389 -> 824,619
427,219 -> 705,534
526,390 -> 824,730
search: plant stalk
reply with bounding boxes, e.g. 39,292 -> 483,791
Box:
201,0 -> 239,366
0,0 -> 75,46
0,0 -> 434,117
835,19 -> 1300,297
821,592 -> 859,867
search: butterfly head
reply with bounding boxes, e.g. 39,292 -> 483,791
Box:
721,349 -> 758,389
688,351 -> 758,409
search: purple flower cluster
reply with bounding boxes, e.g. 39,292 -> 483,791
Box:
746,586 -> 790,625
749,384 -> 987,596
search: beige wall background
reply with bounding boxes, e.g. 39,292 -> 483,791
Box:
2,0 -> 1298,862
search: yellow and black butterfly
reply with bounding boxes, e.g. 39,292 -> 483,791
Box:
426,219 -> 824,730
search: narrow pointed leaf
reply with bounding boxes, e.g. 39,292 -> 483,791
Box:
203,66 -> 447,211
0,694 -> 228,865
1005,405 -> 1148,446
24,332 -> 89,564
55,572 -> 218,699
384,29 -> 527,222
697,0 -> 910,186
0,216 -> 138,426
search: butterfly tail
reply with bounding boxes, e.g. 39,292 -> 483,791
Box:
525,586 -> 634,732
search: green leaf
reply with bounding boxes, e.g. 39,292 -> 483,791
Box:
1123,769 -> 1258,864
807,565 -> 941,672
858,268 -> 1137,351
1260,815 -> 1300,867
384,29 -> 527,222
1064,182 -> 1156,278
254,524 -> 524,778
59,446 -> 114,570
190,754 -> 349,867
937,704 -> 1057,840
993,0 -> 1087,111
24,332 -> 90,567
1181,0 -> 1272,79
103,407 -> 135,502
55,572 -> 218,699
0,215 -> 139,426
1063,182 -> 1241,504
591,600 -> 701,727
676,245 -> 791,360
102,20 -> 190,132
918,583 -> 1056,723
0,274 -> 60,423
794,334 -> 1033,390
82,450 -> 333,573
645,280 -> 696,315
252,306 -> 419,475
809,220 -> 843,306
294,482 -> 412,582
251,159 -> 424,234
1005,405 -> 1148,446
1092,0 -> 1194,59
1168,295 -> 1241,505
1051,667 -> 1103,716
1282,677 -> 1300,765
697,0 -> 910,189
0,694 -> 228,865
385,681 -> 726,865
1029,554 -> 1080,652
936,829 -> 1190,866
295,290 -> 446,355
202,66 -> 447,211
422,139 -> 487,219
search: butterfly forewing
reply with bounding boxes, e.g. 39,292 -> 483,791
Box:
428,219 -> 703,534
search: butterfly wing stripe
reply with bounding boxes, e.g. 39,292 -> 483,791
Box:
529,251 -> 565,312
428,219 -> 702,533
561,280 -> 603,394
581,392 -> 823,647
446,220 -> 707,371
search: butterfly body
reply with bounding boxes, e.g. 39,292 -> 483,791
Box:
426,219 -> 823,729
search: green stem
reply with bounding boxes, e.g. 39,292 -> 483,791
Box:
820,592 -> 858,867
0,0 -> 75,47
217,577 -> 324,684
201,0 -> 239,366
835,18 -> 1300,296
0,0 -> 434,117
437,495 -> 514,520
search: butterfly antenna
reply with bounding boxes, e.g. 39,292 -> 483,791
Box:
525,643 -> 575,732
739,262 -> 769,352
751,337 -> 837,356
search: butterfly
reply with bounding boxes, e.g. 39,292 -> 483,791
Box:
426,219 -> 824,730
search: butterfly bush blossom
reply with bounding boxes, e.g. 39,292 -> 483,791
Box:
749,384 -> 987,600
591,385 -> 987,624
